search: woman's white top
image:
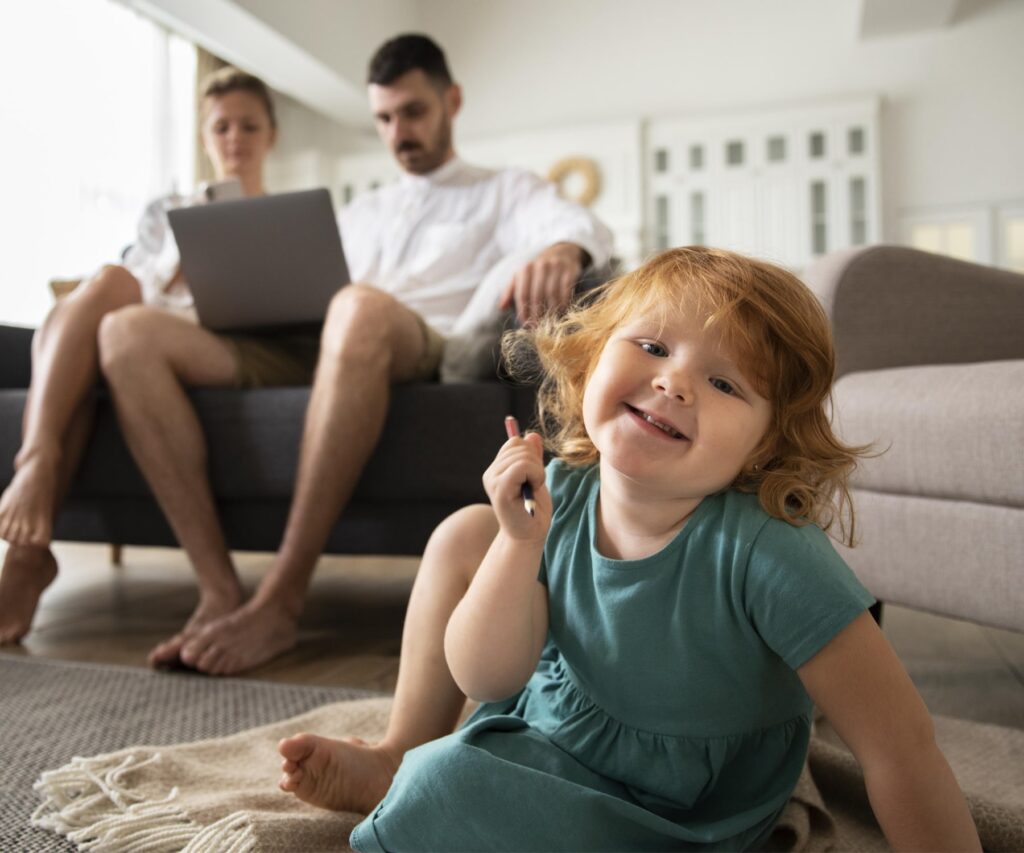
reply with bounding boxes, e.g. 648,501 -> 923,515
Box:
120,193 -> 195,313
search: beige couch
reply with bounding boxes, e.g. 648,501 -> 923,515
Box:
804,246 -> 1024,633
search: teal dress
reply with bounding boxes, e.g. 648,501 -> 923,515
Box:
351,461 -> 874,852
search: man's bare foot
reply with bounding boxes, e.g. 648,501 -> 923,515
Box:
0,545 -> 58,644
148,587 -> 244,669
0,450 -> 60,546
174,599 -> 299,676
278,733 -> 399,814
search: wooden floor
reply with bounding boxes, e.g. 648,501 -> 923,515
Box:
2,542 -> 419,692
3,541 -> 1024,729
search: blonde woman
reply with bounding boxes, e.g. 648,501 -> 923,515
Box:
0,67 -> 278,644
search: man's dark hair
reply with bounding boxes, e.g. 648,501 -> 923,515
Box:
367,34 -> 454,89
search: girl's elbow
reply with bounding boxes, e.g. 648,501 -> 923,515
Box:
449,660 -> 530,704
463,681 -> 524,705
445,639 -> 522,703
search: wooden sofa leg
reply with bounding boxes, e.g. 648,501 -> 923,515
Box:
110,544 -> 123,567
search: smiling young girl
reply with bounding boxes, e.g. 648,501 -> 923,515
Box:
279,247 -> 980,851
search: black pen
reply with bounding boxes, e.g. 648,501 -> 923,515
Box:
504,416 -> 536,516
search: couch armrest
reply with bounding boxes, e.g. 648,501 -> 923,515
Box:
0,324 -> 33,388
803,246 -> 1024,378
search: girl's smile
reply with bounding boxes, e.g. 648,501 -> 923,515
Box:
624,404 -> 689,441
582,309 -> 772,502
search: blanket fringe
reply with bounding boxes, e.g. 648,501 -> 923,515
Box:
30,750 -> 254,852
186,813 -> 257,853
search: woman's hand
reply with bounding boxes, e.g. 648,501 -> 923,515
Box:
483,429 -> 551,542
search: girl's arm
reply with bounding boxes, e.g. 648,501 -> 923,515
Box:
444,431 -> 551,702
798,611 -> 981,852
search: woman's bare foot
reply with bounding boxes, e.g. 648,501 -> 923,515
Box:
0,545 -> 58,644
278,733 -> 399,814
148,586 -> 244,669
0,449 -> 60,546
173,599 -> 300,676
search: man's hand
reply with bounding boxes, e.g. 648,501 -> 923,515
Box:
498,242 -> 586,326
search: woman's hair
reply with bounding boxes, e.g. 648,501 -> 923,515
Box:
200,66 -> 277,129
504,246 -> 870,546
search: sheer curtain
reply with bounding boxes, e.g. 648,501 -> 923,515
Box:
0,0 -> 196,328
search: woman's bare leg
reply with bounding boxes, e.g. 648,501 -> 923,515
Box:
0,265 -> 140,547
97,305 -> 244,667
278,504 -> 498,813
0,266 -> 140,643
0,392 -> 98,644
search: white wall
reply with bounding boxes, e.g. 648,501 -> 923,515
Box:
127,0 -> 1024,250
231,0 -> 418,91
265,90 -> 363,197
422,0 -> 1024,241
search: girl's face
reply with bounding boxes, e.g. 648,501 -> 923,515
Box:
201,90 -> 276,180
582,308 -> 772,500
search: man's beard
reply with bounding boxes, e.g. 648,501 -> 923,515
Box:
396,116 -> 453,175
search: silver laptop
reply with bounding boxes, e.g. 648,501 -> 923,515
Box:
168,188 -> 349,331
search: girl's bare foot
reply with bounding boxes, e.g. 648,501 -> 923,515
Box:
0,450 -> 60,547
278,734 -> 399,814
0,545 -> 58,644
148,585 -> 244,669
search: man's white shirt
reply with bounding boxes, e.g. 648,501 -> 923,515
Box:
338,156 -> 614,336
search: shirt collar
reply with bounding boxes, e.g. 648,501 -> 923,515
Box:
399,154 -> 465,190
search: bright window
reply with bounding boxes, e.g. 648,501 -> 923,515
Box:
1000,210 -> 1024,273
0,0 -> 196,327
909,223 -> 977,263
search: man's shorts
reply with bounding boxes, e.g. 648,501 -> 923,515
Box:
220,313 -> 446,389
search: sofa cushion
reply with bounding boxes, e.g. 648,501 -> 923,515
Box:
835,490 -> 1023,633
834,360 -> 1024,507
0,382 -> 537,505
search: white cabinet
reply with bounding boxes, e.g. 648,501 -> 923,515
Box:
646,97 -> 882,270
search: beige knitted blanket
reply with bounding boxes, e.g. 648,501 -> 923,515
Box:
32,697 -> 1024,852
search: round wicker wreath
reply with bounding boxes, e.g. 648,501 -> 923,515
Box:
547,156 -> 601,206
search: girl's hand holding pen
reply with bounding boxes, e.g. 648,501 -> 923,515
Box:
483,416 -> 550,541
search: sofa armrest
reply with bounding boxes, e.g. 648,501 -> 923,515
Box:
835,360 -> 1024,507
803,246 -> 1024,378
0,324 -> 33,388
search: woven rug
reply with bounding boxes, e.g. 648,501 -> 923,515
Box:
0,654 -> 378,852
6,654 -> 1024,851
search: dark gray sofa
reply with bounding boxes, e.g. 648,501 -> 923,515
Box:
0,323 -> 536,556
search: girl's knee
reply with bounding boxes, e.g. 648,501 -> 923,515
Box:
424,505 -> 498,566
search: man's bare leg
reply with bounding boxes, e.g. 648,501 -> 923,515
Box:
175,285 -> 430,675
279,504 -> 497,812
97,306 -> 245,667
0,267 -> 140,642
